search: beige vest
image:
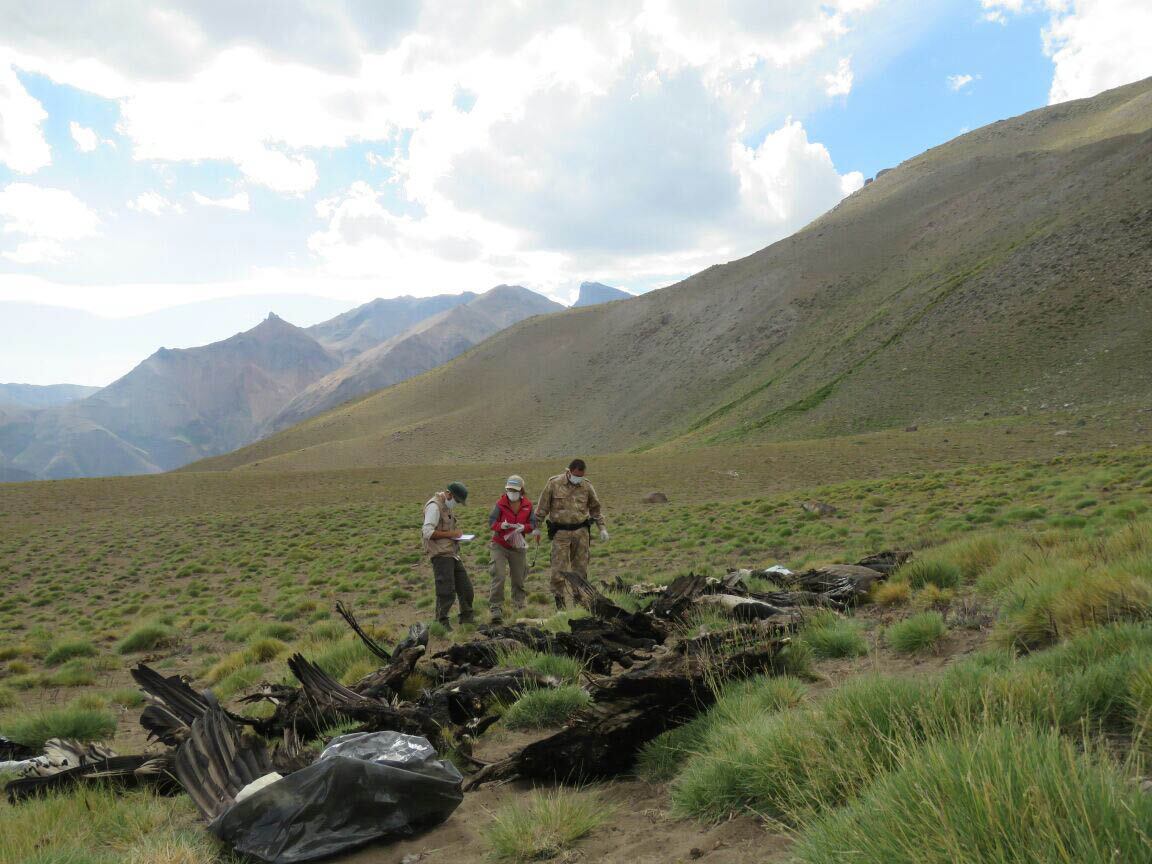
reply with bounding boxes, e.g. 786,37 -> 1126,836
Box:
423,492 -> 459,559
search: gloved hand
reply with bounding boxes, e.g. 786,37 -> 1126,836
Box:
500,521 -> 513,530
510,523 -> 525,533
599,528 -> 610,542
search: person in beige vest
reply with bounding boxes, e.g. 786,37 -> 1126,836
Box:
535,458 -> 608,609
421,481 -> 474,630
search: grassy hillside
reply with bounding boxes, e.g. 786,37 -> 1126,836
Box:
198,77 -> 1152,474
2,432 -> 1151,861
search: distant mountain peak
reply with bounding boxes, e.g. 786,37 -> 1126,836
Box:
573,281 -> 631,307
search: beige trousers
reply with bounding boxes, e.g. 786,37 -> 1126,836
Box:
489,543 -> 528,620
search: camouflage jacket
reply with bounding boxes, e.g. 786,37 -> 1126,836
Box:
536,473 -> 605,530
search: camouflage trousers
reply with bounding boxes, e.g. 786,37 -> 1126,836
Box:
550,528 -> 590,598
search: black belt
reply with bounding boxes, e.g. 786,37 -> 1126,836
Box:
546,518 -> 593,540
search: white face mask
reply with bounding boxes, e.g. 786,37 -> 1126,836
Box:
444,497 -> 456,510
507,491 -> 521,502
568,474 -> 583,485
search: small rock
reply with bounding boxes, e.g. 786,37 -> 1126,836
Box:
642,491 -> 669,504
904,424 -> 918,432
401,855 -> 424,864
1054,430 -> 1071,436
689,849 -> 704,860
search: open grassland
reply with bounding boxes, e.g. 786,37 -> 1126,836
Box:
2,433 -> 1152,861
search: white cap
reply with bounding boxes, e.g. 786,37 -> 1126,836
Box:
505,474 -> 524,491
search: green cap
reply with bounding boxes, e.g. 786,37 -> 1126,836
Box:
447,481 -> 468,503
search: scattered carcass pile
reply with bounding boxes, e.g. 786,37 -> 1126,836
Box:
3,554 -> 905,862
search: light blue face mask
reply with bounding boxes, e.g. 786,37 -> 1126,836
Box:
507,491 -> 522,501
444,497 -> 457,510
568,474 -> 583,485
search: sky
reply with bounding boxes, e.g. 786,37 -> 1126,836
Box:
0,0 -> 1150,366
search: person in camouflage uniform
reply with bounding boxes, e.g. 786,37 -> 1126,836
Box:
535,458 -> 608,609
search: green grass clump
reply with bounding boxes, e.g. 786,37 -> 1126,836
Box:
671,622 -> 1152,826
307,637 -> 378,681
0,704 -> 117,748
795,725 -> 1152,864
46,659 -> 97,687
106,687 -> 146,708
886,612 -> 946,654
802,618 -> 868,660
896,558 -> 961,590
483,789 -> 609,862
495,647 -> 585,684
244,637 -> 289,663
214,665 -> 263,700
116,623 -> 179,654
203,651 -> 247,685
0,786 -> 215,864
994,562 -> 1152,652
639,676 -> 807,781
872,581 -> 910,606
502,685 -> 591,729
43,640 -> 97,665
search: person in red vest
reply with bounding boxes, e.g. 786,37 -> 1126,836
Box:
487,474 -> 537,625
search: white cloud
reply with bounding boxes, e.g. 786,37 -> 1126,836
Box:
0,2 -> 880,303
1044,0 -> 1152,104
0,60 -> 51,173
127,191 -> 184,216
733,119 -> 864,228
979,1 -> 1152,103
947,73 -> 978,91
69,121 -> 99,152
0,182 -> 99,262
192,191 -> 251,211
825,56 -> 854,96
980,0 -> 1027,25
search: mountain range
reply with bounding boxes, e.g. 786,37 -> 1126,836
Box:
196,77 -> 1152,474
0,294 -> 351,388
0,383 -> 100,410
0,283 -> 586,480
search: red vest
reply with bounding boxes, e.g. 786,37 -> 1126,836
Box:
491,494 -> 534,549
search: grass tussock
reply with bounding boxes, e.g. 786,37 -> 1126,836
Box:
886,612 -> 946,654
494,646 -> 585,684
639,676 -> 807,782
43,639 -> 98,666
795,725 -> 1152,864
0,786 -> 217,864
895,558 -> 961,591
994,560 -> 1152,651
117,623 -> 179,654
670,621 -> 1152,826
0,703 -> 117,748
483,788 -> 610,862
800,617 -> 868,660
502,685 -> 591,729
872,581 -> 910,606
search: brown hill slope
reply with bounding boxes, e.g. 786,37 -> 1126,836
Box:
268,286 -> 562,432
197,78 -> 1152,474
306,293 -> 476,360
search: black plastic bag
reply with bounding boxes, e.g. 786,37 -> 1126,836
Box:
210,732 -> 463,863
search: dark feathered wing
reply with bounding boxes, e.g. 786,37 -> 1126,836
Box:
173,708 -> 274,821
